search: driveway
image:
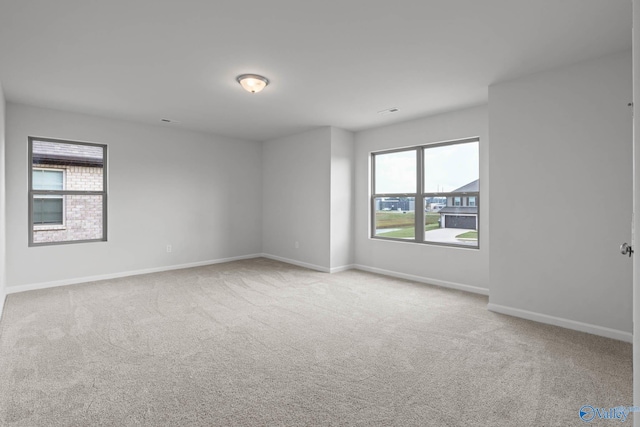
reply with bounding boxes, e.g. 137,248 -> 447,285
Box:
425,228 -> 477,246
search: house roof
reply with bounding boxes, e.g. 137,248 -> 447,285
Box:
32,140 -> 104,167
452,179 -> 479,193
439,206 -> 478,215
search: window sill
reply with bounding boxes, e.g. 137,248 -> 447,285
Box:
34,225 -> 66,231
370,235 -> 480,250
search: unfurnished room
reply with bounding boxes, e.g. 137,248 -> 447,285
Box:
0,1 -> 638,426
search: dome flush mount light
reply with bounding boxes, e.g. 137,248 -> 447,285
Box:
236,74 -> 269,94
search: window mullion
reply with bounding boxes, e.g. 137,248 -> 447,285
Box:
31,190 -> 106,196
415,148 -> 424,242
371,154 -> 376,238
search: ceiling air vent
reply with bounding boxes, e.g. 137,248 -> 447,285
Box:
378,107 -> 399,116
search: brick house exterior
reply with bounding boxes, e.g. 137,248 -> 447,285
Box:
32,141 -> 104,244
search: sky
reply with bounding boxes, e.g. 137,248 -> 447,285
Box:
375,141 -> 478,194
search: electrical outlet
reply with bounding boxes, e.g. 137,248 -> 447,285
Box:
294,241 -> 299,249
166,244 -> 172,253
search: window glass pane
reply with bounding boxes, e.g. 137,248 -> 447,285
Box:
33,169 -> 63,190
33,197 -> 63,224
425,196 -> 446,212
374,150 -> 416,193
370,138 -> 479,248
424,141 -> 478,192
32,195 -> 104,244
424,198 -> 478,248
32,140 -> 104,191
373,197 -> 415,239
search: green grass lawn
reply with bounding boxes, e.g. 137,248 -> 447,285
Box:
456,231 -> 478,239
376,227 -> 415,238
375,211 -> 477,241
375,211 -> 415,229
375,211 -> 442,238
376,212 -> 440,228
425,212 -> 440,226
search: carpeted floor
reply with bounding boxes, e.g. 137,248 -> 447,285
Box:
0,258 -> 632,426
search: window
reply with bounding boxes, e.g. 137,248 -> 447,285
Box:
29,137 -> 107,246
33,197 -> 64,225
371,137 -> 479,248
33,169 -> 64,190
33,169 -> 64,225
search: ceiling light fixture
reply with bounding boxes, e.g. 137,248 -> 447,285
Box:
236,74 -> 269,94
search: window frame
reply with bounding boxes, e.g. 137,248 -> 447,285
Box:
28,137 -> 108,247
370,137 -> 480,249
32,167 -> 66,228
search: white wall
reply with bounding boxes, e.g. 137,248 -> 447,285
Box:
5,103 -> 263,289
633,0 -> 640,418
354,105 -> 490,294
489,50 -> 633,338
0,82 -> 5,314
330,127 -> 355,271
262,127 -> 332,270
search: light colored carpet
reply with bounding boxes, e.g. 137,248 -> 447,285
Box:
0,258 -> 631,426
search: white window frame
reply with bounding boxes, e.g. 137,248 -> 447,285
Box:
32,167 -> 66,229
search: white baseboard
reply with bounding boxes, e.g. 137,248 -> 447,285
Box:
352,264 -> 489,296
330,264 -> 355,273
487,303 -> 632,343
260,253 -> 331,273
0,290 -> 5,322
6,255 -> 629,344
5,253 -> 263,295
260,254 -> 354,274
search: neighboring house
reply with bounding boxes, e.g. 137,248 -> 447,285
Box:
439,179 -> 478,230
32,141 -> 104,244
